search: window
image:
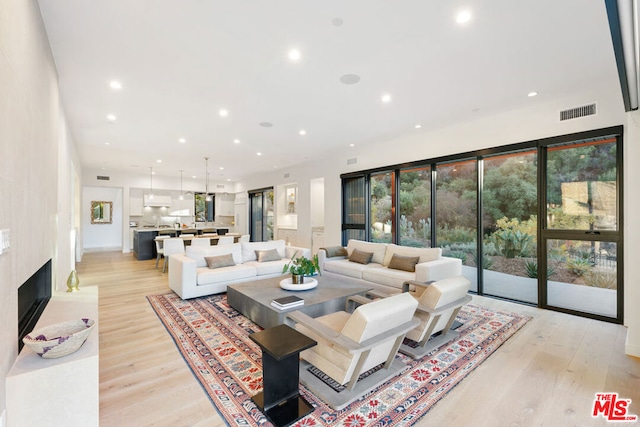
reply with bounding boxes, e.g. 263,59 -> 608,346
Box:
398,166 -> 431,247
370,172 -> 393,243
342,176 -> 366,242
194,193 -> 214,222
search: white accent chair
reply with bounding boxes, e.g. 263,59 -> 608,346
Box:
161,238 -> 185,273
155,236 -> 170,269
286,292 -> 419,410
217,236 -> 234,245
190,237 -> 210,247
239,234 -> 250,243
399,275 -> 472,359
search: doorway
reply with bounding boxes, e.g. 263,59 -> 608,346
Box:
249,188 -> 274,242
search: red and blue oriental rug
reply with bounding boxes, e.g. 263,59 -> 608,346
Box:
147,293 -> 530,427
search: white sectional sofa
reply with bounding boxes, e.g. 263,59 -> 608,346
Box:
318,239 -> 461,295
169,240 -> 310,299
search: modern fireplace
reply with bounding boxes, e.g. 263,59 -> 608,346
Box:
18,259 -> 52,351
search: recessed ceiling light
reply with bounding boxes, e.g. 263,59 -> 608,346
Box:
156,159 -> 162,163
226,178 -> 231,182
381,94 -> 392,103
219,109 -> 228,117
219,167 -> 224,170
106,114 -> 117,122
340,74 -> 361,85
233,139 -> 240,144
289,49 -> 301,61
192,175 -> 197,179
105,142 -> 110,145
109,80 -> 122,90
178,138 -> 186,143
456,10 -> 472,24
151,171 -> 156,175
350,143 -> 355,147
415,124 -> 422,129
257,152 -> 262,156
332,17 -> 344,27
299,130 -> 306,136
528,91 -> 538,97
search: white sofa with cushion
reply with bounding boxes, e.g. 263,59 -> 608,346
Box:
318,239 -> 461,295
169,240 -> 310,299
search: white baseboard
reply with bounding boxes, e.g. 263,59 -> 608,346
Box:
1,409 -> 6,427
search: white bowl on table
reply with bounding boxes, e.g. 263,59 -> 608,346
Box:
279,277 -> 318,291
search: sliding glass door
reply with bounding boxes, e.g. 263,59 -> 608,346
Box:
482,149 -> 538,303
435,160 -> 478,292
249,188 -> 274,242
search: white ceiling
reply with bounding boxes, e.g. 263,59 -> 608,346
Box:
37,0 -> 621,183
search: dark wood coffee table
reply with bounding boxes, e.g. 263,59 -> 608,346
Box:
227,275 -> 371,329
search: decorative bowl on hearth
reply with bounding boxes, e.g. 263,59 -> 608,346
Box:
22,318 -> 95,359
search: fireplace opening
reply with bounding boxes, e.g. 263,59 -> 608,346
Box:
18,259 -> 52,351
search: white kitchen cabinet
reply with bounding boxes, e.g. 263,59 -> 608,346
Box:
277,228 -> 298,246
217,195 -> 235,216
312,228 -> 325,255
130,197 -> 143,216
170,197 -> 192,216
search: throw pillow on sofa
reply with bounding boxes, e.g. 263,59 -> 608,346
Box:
388,254 -> 420,272
205,253 -> 236,269
349,248 -> 374,264
256,248 -> 281,262
323,246 -> 348,257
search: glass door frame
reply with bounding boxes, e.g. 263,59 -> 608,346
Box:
538,129 -> 624,324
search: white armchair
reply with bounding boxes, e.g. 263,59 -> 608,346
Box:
400,275 -> 472,359
286,292 -> 419,410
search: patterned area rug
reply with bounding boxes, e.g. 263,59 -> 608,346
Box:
147,293 -> 530,427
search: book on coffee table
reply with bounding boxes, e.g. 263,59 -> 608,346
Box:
271,295 -> 304,310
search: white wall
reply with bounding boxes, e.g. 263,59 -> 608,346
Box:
82,187 -> 123,250
623,111 -> 640,356
0,0 -> 80,417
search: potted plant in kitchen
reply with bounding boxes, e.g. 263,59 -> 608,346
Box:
282,251 -> 321,284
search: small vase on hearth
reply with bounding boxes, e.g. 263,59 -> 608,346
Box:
66,270 -> 80,292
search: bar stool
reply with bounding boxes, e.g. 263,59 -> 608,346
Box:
217,236 -> 234,245
191,237 -> 210,247
155,236 -> 170,269
162,238 -> 185,273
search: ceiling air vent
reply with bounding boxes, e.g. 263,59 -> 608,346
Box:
560,103 -> 596,121
283,173 -> 290,179
216,184 -> 225,189
96,175 -> 110,181
347,157 -> 358,165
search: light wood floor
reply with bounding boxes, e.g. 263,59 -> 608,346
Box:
82,251 -> 640,427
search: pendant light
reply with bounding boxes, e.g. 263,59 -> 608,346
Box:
179,170 -> 184,200
204,157 -> 212,201
148,167 -> 154,199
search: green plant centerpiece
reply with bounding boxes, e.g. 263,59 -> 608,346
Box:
282,251 -> 321,284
